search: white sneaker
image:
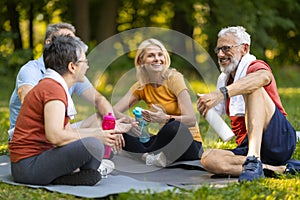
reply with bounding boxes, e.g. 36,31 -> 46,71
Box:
98,159 -> 115,178
144,152 -> 167,168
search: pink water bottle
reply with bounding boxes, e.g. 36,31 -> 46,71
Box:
102,112 -> 116,159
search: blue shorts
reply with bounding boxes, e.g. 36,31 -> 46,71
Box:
231,107 -> 297,166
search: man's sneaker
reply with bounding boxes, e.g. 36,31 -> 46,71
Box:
144,152 -> 167,168
238,156 -> 265,182
52,169 -> 101,186
284,159 -> 300,175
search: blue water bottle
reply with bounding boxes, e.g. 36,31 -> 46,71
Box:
133,107 -> 150,143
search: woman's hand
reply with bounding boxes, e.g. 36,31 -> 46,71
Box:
97,130 -> 119,147
112,134 -> 125,153
111,117 -> 140,152
142,104 -> 169,124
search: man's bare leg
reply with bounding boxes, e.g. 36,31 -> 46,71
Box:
201,149 -> 286,176
201,149 -> 246,176
244,88 -> 275,158
238,88 -> 276,181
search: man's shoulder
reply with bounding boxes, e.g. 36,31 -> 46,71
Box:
247,60 -> 271,73
249,60 -> 270,68
18,57 -> 44,74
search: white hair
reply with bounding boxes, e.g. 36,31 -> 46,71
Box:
218,26 -> 251,45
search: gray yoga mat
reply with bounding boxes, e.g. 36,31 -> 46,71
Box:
0,153 -> 237,198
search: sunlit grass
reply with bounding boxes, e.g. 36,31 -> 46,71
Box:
118,177 -> 300,199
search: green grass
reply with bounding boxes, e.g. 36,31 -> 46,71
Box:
1,71 -> 300,200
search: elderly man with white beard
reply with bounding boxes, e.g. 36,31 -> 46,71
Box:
197,26 -> 297,182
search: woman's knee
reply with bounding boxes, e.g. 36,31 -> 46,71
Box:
162,120 -> 189,136
81,137 -> 104,159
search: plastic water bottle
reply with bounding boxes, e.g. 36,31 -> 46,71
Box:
197,93 -> 234,142
205,108 -> 235,142
133,107 -> 150,143
102,112 -> 116,158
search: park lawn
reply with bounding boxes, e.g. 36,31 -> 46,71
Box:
0,75 -> 300,199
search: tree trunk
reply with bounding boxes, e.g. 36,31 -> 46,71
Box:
172,9 -> 193,38
171,6 -> 194,60
96,0 -> 119,43
74,0 -> 90,42
6,0 -> 22,49
29,2 -> 34,50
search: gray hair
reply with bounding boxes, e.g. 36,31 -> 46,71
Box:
43,35 -> 87,75
218,26 -> 251,45
44,22 -> 76,44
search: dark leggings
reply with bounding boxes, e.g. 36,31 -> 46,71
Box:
11,137 -> 104,185
123,119 -> 203,163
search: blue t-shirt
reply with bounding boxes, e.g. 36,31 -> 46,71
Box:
9,56 -> 93,131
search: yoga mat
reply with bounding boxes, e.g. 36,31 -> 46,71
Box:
0,154 -> 237,198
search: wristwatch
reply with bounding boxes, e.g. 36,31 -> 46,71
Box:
219,86 -> 229,100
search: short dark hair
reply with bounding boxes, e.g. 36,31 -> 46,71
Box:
43,35 -> 86,75
44,22 -> 76,44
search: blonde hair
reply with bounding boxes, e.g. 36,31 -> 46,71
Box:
134,38 -> 173,86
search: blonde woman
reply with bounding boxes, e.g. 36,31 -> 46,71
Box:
114,38 -> 203,167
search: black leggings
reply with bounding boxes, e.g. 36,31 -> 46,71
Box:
11,137 -> 104,185
123,119 -> 203,163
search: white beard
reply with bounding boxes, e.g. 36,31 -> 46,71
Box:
219,53 -> 241,75
220,60 -> 238,74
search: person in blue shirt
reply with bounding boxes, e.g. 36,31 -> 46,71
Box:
8,22 -> 115,141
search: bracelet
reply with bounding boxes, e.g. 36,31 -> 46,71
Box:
219,86 -> 229,100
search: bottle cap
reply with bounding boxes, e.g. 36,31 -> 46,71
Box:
133,107 -> 143,118
103,112 -> 115,121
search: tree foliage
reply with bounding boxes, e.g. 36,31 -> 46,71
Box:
201,0 -> 300,65
0,0 -> 299,76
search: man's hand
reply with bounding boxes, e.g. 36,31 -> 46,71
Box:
197,91 -> 224,117
114,117 -> 136,133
